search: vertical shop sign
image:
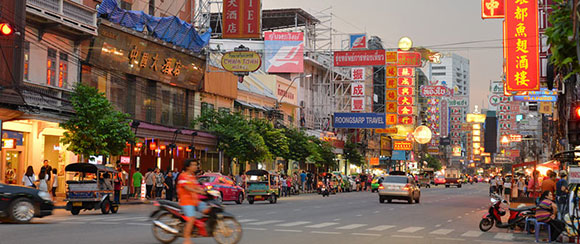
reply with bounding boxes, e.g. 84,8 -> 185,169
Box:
223,0 -> 262,39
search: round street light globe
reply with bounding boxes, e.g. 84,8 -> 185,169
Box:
413,125 -> 432,144
398,37 -> 413,51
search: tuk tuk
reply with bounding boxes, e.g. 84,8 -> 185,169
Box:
245,170 -> 280,204
64,163 -> 119,215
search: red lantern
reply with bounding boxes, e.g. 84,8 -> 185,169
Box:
159,144 -> 167,150
149,141 -> 157,151
178,146 -> 184,151
186,147 -> 192,152
136,142 -> 143,148
133,147 -> 139,152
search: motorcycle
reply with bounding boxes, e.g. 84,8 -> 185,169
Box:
321,184 -> 330,197
150,190 -> 243,244
479,193 -> 535,232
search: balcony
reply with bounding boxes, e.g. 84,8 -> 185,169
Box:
26,0 -> 98,37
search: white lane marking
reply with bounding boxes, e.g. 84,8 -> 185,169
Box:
457,216 -> 462,219
92,222 -> 118,225
391,235 -> 424,239
397,227 -> 424,233
447,220 -> 453,223
494,233 -> 514,240
373,211 -> 380,214
311,231 -> 340,235
276,221 -> 311,227
465,213 -> 469,215
461,231 -> 483,237
61,221 -> 87,224
107,217 -> 145,222
352,233 -> 381,237
388,208 -> 394,211
274,229 -> 303,233
430,229 -> 454,235
435,224 -> 442,227
244,227 -> 267,230
436,237 -> 465,241
306,222 -> 339,228
367,225 -> 395,231
333,219 -> 341,221
337,224 -> 367,230
127,223 -> 150,226
237,219 -> 258,223
356,214 -> 363,217
248,220 -> 283,225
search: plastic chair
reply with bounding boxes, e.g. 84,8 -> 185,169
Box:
525,217 -> 536,232
534,219 -> 552,243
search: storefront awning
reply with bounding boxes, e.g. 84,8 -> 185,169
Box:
235,100 -> 268,111
135,121 -> 217,149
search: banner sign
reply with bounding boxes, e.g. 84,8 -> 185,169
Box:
386,51 -> 397,63
421,86 -> 452,97
481,0 -> 505,19
223,0 -> 261,39
351,67 -> 365,81
440,99 -> 449,138
264,32 -> 304,73
376,128 -> 398,134
392,150 -> 408,160
513,95 -> 557,102
397,67 -> 415,77
349,34 -> 367,49
398,77 -> 414,86
569,166 -> 580,184
397,52 -> 421,67
351,83 -> 365,96
221,51 -> 262,72
393,141 -> 413,151
447,96 -> 469,107
333,113 -> 386,128
351,97 -> 365,111
505,0 -> 540,92
334,50 -> 386,67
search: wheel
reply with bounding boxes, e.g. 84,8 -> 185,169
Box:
387,199 -> 392,203
408,196 -> 413,204
101,199 -> 111,214
8,198 -> 35,224
479,218 -> 494,232
152,212 -> 179,244
71,207 -> 81,215
379,197 -> 385,203
213,217 -> 243,244
235,193 -> 243,204
111,204 -> 119,213
415,194 -> 420,204
458,185 -> 462,188
248,196 -> 254,204
269,195 -> 276,204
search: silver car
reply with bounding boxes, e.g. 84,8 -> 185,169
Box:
378,175 -> 421,204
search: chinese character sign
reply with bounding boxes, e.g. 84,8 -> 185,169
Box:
481,0 -> 504,19
351,83 -> 365,97
505,0 -> 539,92
351,97 -> 365,111
351,67 -> 365,81
223,0 -> 261,39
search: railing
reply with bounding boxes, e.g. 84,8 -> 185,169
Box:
27,0 -> 97,35
21,83 -> 74,113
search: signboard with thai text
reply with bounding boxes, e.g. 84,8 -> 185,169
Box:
333,113 -> 386,128
376,127 -> 398,134
421,86 -> 452,97
334,50 -> 386,67
264,32 -> 304,73
223,0 -> 261,39
393,141 -> 413,151
397,52 -> 421,67
221,51 -> 261,72
447,96 -> 469,107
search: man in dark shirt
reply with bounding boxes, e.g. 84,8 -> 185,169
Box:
556,170 -> 569,220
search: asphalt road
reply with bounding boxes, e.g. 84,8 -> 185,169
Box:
0,183 -> 539,244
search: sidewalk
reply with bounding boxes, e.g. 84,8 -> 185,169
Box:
53,197 -> 150,209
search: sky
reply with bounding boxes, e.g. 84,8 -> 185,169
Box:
264,0 -> 505,110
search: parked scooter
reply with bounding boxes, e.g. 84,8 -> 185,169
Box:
479,193 -> 535,232
151,190 -> 242,244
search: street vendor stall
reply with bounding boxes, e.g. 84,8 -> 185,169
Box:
510,161 -> 538,208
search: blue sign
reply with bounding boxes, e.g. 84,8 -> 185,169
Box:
333,113 -> 386,129
392,150 -> 407,161
513,95 -> 557,102
349,34 -> 367,49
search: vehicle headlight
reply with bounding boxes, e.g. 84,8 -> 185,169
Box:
38,191 -> 53,202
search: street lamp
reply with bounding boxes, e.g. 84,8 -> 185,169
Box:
398,37 -> 413,51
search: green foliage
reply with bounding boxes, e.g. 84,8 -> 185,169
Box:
344,141 -> 365,166
283,128 -> 312,162
425,154 -> 442,171
60,83 -> 134,159
251,119 -> 289,158
309,138 -> 337,169
546,0 -> 580,78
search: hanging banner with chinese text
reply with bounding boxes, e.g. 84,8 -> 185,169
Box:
223,0 -> 261,39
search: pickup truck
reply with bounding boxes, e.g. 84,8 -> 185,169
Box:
444,169 -> 462,188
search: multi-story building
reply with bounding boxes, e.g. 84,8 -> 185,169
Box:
428,53 -> 470,98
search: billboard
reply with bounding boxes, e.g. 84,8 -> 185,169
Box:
392,150 -> 407,160
333,113 -> 386,128
264,32 -> 304,73
222,0 -> 261,39
334,50 -> 386,67
349,34 -> 367,49
481,0 -> 504,19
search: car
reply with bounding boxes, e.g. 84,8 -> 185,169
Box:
198,173 -> 245,204
378,174 -> 421,204
371,176 -> 385,192
0,183 -> 54,223
434,175 -> 446,186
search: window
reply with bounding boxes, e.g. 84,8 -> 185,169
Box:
148,0 -> 155,15
432,72 -> 446,76
432,66 -> 445,70
23,42 -> 29,80
58,53 -> 68,88
201,102 -> 214,115
218,107 -> 231,114
144,80 -> 157,123
47,48 -> 57,86
120,0 -> 132,10
288,115 -> 294,124
125,75 -> 136,116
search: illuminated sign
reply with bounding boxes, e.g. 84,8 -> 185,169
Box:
509,134 -> 522,142
397,96 -> 414,106
397,52 -> 421,67
222,0 -> 262,39
398,116 -> 414,125
397,87 -> 414,96
393,141 -> 413,151
466,114 -> 486,123
376,127 -> 398,134
397,67 -> 415,77
386,114 -> 397,125
2,138 -> 16,149
221,51 -> 262,72
334,50 -> 386,67
452,146 -> 462,157
386,51 -> 398,63
398,77 -> 415,86
397,106 -> 414,115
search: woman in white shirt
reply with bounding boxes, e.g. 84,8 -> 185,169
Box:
22,166 -> 36,188
51,168 -> 58,197
38,168 -> 49,192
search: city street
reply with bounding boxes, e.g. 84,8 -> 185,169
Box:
1,184 -> 537,244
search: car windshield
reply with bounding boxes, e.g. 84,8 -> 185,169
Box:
436,175 -> 445,179
384,176 -> 408,184
198,176 -> 215,183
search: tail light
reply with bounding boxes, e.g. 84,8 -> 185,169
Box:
402,184 -> 411,191
206,185 -> 213,190
378,185 -> 385,190
153,201 -> 160,206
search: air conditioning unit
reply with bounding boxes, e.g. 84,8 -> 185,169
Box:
300,101 -> 305,107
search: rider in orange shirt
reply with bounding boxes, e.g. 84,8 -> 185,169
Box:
177,159 -> 206,244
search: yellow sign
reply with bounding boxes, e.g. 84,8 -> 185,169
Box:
370,157 -> 380,166
466,114 -> 486,123
221,51 -> 262,72
2,138 -> 16,149
376,127 -> 398,134
539,102 -> 553,114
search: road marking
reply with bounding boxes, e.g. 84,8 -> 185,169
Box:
107,217 -> 144,222
127,223 -> 150,226
391,235 -> 424,239
92,222 -> 119,225
461,231 -> 483,237
464,213 -> 469,215
352,233 -> 381,237
274,229 -> 303,233
333,219 -> 341,221
337,224 -> 367,230
435,224 -> 442,227
447,220 -> 453,223
397,227 -> 424,233
373,211 -> 380,214
311,231 -> 340,235
356,214 -> 362,217
494,233 -> 514,240
248,220 -> 283,225
244,227 -> 267,231
237,219 -> 258,223
436,237 -> 465,241
430,229 -> 454,235
367,225 -> 395,231
276,221 -> 311,227
266,211 -> 277,214
61,221 -> 87,224
306,222 -> 339,228
457,216 -> 462,219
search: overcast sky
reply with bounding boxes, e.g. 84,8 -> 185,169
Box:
264,0 -> 504,110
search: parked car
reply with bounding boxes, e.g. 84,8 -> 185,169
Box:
434,175 -> 446,186
378,174 -> 421,204
198,173 -> 245,204
0,183 -> 54,223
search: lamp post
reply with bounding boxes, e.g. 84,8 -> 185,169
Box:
169,129 -> 182,172
127,120 -> 140,202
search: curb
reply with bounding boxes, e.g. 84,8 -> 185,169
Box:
54,200 -> 150,209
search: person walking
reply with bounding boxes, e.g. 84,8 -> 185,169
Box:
504,177 -> 512,201
40,160 -> 52,183
306,172 -> 313,192
132,168 -> 143,200
556,170 -> 569,220
155,168 -> 165,199
144,168 -> 155,199
517,177 -> 525,198
367,174 -> 373,191
541,170 -> 557,195
300,171 -> 307,192
280,176 -> 287,197
51,168 -> 58,197
164,171 -> 175,201
113,165 -> 125,204
528,171 -> 541,198
490,176 -> 497,196
22,166 -> 36,188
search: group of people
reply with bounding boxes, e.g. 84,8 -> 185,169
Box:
21,160 -> 59,197
131,167 -> 180,201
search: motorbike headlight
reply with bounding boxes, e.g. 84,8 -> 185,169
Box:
491,198 -> 498,204
38,191 -> 53,202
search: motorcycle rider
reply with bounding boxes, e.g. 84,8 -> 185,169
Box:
177,159 -> 207,244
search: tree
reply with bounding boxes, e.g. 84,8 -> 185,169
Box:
425,154 -> 442,171
251,119 -> 289,159
344,141 -> 365,166
309,138 -> 337,170
283,128 -> 312,163
546,0 -> 580,79
60,83 -> 134,160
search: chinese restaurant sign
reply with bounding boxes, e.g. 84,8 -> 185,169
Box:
221,51 -> 261,72
393,141 -> 413,151
334,50 -> 386,67
223,0 -> 261,39
481,0 -> 504,19
90,24 -> 204,89
505,0 -> 539,92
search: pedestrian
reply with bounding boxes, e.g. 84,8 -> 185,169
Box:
360,173 -> 367,191
164,171 -> 174,201
497,177 -> 503,195
40,160 -> 52,183
528,170 -> 541,198
113,164 -> 125,203
300,171 -> 307,192
556,170 -> 569,220
504,177 -> 512,201
517,176 -> 525,198
38,167 -> 49,192
490,176 -> 497,196
535,190 -> 566,242
144,168 -> 155,199
286,175 -> 292,195
155,168 -> 165,199
51,168 -> 58,197
367,174 -> 373,191
306,172 -> 313,192
541,170 -> 557,195
280,175 -> 287,197
132,168 -> 143,200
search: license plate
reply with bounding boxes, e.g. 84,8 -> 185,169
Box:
72,202 -> 82,207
